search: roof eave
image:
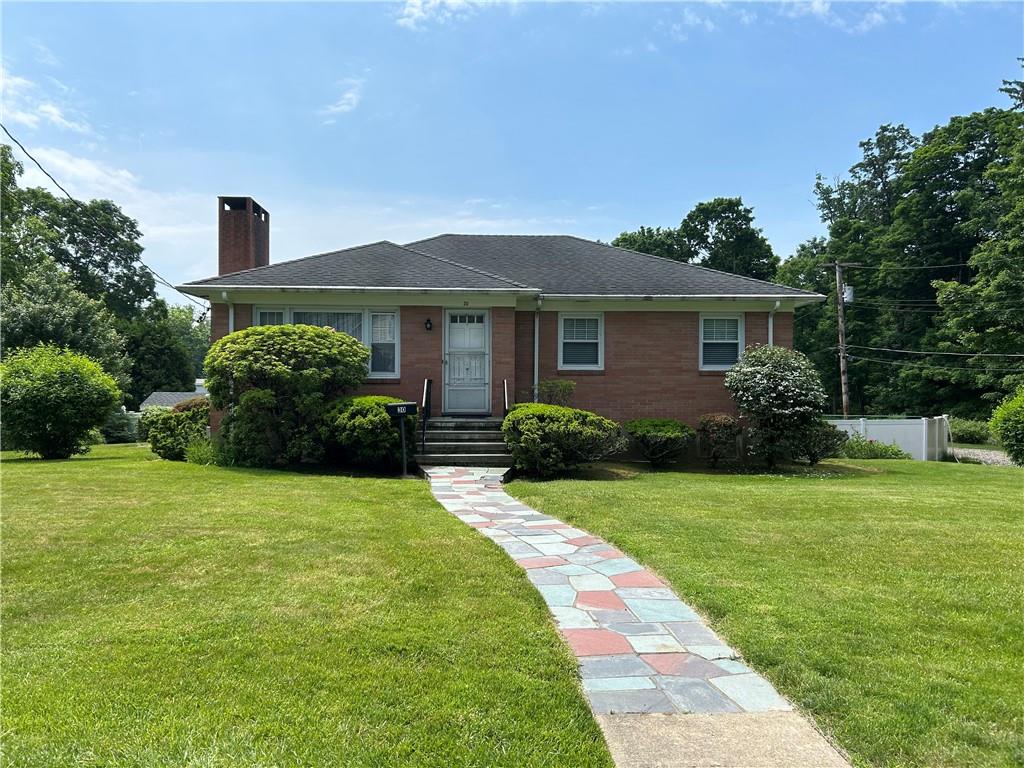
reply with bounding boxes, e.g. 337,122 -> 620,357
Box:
176,284 -> 541,298
539,293 -> 826,306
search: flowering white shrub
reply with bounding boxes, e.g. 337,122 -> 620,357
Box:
724,345 -> 828,467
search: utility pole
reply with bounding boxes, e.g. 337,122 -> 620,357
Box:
830,262 -> 860,418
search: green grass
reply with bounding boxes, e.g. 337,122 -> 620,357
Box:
2,444 -> 611,768
509,460 -> 1024,768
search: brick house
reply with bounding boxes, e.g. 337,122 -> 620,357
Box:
180,197 -> 823,428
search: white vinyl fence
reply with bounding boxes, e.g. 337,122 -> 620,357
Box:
826,416 -> 951,461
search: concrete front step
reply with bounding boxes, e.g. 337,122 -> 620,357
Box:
416,453 -> 512,467
427,418 -> 504,430
422,441 -> 508,454
424,430 -> 504,442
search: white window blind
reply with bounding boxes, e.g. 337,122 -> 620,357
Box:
369,312 -> 397,374
560,315 -> 602,369
701,316 -> 741,368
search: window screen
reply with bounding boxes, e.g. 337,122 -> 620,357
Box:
560,316 -> 601,368
701,317 -> 740,367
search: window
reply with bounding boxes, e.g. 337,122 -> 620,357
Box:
558,313 -> 603,370
254,307 -> 400,378
257,309 -> 285,325
369,312 -> 397,375
700,314 -> 744,370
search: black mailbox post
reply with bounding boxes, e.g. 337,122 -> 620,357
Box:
384,401 -> 418,477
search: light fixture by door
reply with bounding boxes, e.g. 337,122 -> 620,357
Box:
424,318 -> 433,331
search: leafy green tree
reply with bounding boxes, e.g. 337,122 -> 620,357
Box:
611,225 -> 687,261
1,258 -> 130,388
167,305 -> 211,377
1,145 -> 54,288
613,197 -> 779,281
677,197 -> 779,281
121,301 -> 195,409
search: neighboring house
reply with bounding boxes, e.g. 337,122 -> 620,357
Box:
140,381 -> 208,409
178,197 -> 824,426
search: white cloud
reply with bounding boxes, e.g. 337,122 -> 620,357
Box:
31,40 -> 60,67
1,65 -> 93,134
319,77 -> 365,123
396,0 -> 478,29
778,0 -> 903,34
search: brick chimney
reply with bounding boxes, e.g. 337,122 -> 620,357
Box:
218,196 -> 269,275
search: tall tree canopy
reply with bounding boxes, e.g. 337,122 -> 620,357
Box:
777,85 -> 1024,418
613,197 -> 779,281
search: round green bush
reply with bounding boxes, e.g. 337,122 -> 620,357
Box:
502,403 -> 627,478
724,345 -> 828,467
204,325 -> 370,467
0,345 -> 121,459
624,418 -> 696,467
697,413 -> 741,468
322,395 -> 417,470
990,387 -> 1024,466
796,419 -> 849,466
101,408 -> 140,444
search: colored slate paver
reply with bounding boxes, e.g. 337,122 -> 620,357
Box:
422,466 -> 794,717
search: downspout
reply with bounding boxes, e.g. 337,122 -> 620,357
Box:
767,300 -> 780,346
533,296 -> 543,402
223,291 -> 235,333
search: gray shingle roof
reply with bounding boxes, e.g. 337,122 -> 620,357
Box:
182,241 -> 530,291
140,385 -> 208,409
180,234 -> 820,299
407,235 -> 820,297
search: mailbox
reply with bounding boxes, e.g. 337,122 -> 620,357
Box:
384,402 -> 418,477
384,402 -> 418,418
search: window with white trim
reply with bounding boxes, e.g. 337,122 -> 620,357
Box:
254,307 -> 399,378
700,314 -> 744,370
558,313 -> 603,370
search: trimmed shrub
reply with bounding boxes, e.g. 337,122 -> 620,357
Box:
624,418 -> 696,467
185,437 -> 218,466
796,420 -> 849,466
204,324 -> 369,467
724,345 -> 828,467
949,417 -> 992,445
0,345 -> 121,459
322,395 -> 417,470
698,413 -> 741,468
841,433 -> 911,459
503,403 -> 627,478
148,400 -> 209,461
172,395 -> 210,413
138,406 -> 171,441
538,379 -> 576,406
101,409 -> 140,444
990,387 -> 1024,466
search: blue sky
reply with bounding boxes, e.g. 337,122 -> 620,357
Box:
2,1 -> 1021,302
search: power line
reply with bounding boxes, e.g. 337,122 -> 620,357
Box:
1,123 -> 208,312
848,355 -> 1024,373
847,345 -> 1024,358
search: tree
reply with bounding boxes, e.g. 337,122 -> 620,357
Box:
1,145 -> 54,288
1,345 -> 121,459
677,197 -> 779,281
613,197 -> 779,281
121,301 -> 196,409
999,58 -> 1023,110
1,258 -> 130,388
167,305 -> 211,377
611,225 -> 688,261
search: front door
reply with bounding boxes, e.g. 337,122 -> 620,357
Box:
444,309 -> 490,414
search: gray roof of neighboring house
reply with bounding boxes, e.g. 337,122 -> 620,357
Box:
180,234 -> 820,299
140,385 -> 208,409
181,240 -> 531,291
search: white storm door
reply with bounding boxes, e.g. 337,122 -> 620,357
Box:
444,310 -> 491,414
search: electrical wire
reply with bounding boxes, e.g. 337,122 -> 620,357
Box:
2,122 -> 208,313
847,345 -> 1024,358
848,355 -> 1024,373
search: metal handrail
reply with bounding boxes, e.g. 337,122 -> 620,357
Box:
503,378 -> 509,417
421,378 -> 432,453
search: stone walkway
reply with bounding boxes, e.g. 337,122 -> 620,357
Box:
424,466 -> 850,767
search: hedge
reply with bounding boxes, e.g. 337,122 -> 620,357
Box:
502,403 -> 626,478
624,418 -> 696,467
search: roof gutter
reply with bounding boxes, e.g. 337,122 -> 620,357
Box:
177,284 -> 541,298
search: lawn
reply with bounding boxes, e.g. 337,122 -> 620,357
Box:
509,460 -> 1024,768
2,444 -> 611,767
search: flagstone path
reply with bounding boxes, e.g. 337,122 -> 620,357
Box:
425,466 -> 850,767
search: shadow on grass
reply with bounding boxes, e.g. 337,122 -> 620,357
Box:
514,459 -> 881,483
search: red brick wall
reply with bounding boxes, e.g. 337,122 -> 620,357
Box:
218,197 -> 269,275
355,306 -> 443,416
518,310 -> 795,426
514,311 -> 535,403
210,303 -> 252,343
772,312 -> 794,347
491,307 -> 516,414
